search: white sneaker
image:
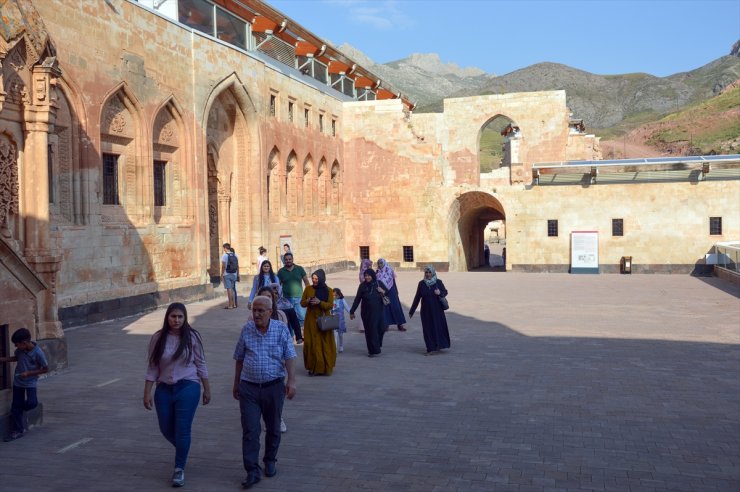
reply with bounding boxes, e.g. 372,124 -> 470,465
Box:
172,468 -> 184,487
280,418 -> 287,433
338,346 -> 344,353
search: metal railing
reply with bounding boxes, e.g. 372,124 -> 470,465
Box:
138,0 -> 398,105
713,241 -> 740,273
255,32 -> 296,67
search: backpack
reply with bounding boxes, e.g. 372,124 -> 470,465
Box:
225,252 -> 238,273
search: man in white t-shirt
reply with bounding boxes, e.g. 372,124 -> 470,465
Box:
257,246 -> 268,271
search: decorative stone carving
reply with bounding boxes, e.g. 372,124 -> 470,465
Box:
103,96 -> 127,135
0,135 -> 19,235
160,121 -> 175,144
34,74 -> 46,101
0,0 -> 52,65
154,109 -> 178,146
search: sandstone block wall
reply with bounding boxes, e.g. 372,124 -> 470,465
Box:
505,180 -> 740,273
36,0 -> 350,310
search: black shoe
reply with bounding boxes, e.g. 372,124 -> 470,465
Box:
263,462 -> 277,477
3,431 -> 24,442
241,474 -> 261,489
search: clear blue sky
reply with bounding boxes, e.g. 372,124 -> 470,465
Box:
268,0 -> 740,77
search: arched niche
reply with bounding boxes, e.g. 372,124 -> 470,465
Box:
285,151 -> 297,217
99,85 -> 143,223
302,154 -> 314,216
267,146 -> 280,216
478,114 -> 521,173
152,98 -> 186,224
330,159 -> 341,214
318,157 -> 327,215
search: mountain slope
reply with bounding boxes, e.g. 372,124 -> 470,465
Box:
600,84 -> 740,158
413,56 -> 740,130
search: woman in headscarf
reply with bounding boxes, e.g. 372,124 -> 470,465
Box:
356,258 -> 374,333
376,258 -> 407,331
358,258 -> 373,283
408,265 -> 450,355
300,269 -> 336,375
350,269 -> 390,357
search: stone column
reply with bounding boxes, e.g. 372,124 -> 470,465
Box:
0,57 -> 5,113
218,193 -> 231,244
22,58 -> 63,339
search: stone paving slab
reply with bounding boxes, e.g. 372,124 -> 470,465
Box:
1,271 -> 739,491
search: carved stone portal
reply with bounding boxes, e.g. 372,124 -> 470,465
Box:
0,134 -> 19,238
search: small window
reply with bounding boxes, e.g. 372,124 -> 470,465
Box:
331,119 -> 336,137
269,95 -> 276,117
102,153 -> 119,205
710,217 -> 722,235
612,218 -> 624,237
304,108 -> 310,128
547,219 -> 558,237
153,160 -> 167,207
403,246 -> 414,263
288,101 -> 294,122
319,114 -> 324,132
359,246 -> 370,260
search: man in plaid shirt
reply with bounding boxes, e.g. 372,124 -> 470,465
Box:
233,295 -> 297,489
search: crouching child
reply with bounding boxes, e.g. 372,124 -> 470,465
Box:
0,328 -> 49,442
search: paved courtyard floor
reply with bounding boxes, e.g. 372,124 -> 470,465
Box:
1,271 -> 739,491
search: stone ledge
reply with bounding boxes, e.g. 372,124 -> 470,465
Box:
512,264 -> 712,274
59,283 -> 218,329
714,266 -> 740,285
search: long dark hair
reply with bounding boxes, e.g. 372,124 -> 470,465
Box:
149,302 -> 203,367
258,286 -> 280,320
257,260 -> 278,290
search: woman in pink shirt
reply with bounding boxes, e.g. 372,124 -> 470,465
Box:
143,302 -> 211,488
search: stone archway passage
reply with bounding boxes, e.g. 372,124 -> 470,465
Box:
449,192 -> 505,271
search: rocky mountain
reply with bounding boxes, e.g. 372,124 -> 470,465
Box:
338,43 -> 492,108
346,42 -> 740,132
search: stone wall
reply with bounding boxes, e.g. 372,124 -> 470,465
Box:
503,180 -> 740,273
35,0 -> 349,313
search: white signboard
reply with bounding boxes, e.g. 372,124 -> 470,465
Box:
571,231 -> 599,273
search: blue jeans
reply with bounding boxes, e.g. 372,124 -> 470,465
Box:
10,385 -> 38,433
154,380 -> 201,469
288,297 -> 306,326
239,379 -> 285,476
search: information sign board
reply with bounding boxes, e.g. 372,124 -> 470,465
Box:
570,231 -> 599,274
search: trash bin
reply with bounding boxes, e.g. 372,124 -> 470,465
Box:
620,256 -> 632,274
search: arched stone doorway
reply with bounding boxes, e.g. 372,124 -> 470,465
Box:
448,191 -> 505,271
205,89 -> 248,281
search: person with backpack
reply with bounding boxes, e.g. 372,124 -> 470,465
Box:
221,243 -> 239,309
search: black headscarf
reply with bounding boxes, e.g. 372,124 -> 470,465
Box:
363,268 -> 377,282
312,269 -> 329,302
361,268 -> 378,295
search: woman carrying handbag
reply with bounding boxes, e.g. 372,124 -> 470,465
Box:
300,269 -> 336,375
